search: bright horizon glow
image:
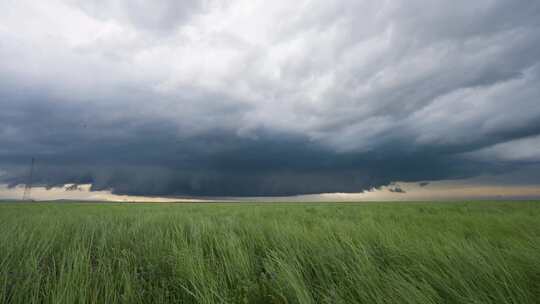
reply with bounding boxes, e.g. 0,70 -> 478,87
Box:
2,179 -> 539,202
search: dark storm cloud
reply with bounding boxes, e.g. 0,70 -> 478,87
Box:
1,0 -> 540,196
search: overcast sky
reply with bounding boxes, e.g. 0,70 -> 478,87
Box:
1,0 -> 539,199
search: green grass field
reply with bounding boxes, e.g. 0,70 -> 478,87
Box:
0,201 -> 539,304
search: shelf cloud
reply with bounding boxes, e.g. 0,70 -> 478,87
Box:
1,0 -> 539,196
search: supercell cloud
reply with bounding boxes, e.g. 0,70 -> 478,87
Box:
1,0 -> 539,196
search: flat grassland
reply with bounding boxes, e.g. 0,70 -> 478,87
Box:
0,201 -> 539,304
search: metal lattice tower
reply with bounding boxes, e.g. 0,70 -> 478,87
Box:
22,158 -> 35,201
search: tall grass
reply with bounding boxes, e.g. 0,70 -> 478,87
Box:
0,201 -> 539,303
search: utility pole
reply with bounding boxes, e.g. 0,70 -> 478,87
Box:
22,158 -> 34,201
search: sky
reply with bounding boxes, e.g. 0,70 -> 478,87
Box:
0,0 -> 539,201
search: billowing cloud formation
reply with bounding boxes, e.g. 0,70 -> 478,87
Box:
1,0 -> 539,196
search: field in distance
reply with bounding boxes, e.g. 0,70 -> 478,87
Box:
1,201 -> 539,304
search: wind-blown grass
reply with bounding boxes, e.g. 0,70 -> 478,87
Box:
0,201 -> 539,303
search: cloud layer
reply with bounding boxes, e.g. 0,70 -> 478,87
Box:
1,0 -> 539,196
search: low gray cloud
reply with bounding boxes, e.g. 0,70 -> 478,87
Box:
1,0 -> 539,196
388,184 -> 406,194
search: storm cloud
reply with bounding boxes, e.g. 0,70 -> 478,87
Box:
1,0 -> 539,196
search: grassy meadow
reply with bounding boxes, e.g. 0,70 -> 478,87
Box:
0,201 -> 539,304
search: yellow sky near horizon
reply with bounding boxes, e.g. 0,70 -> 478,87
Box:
1,180 -> 539,202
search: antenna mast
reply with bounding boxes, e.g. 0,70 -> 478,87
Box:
22,158 -> 35,201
